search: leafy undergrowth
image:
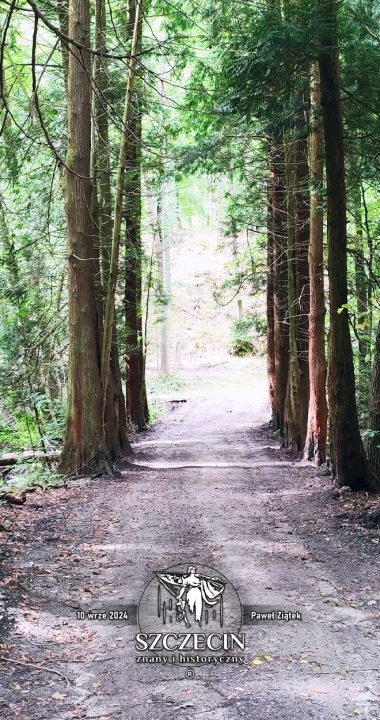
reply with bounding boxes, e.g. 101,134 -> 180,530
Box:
147,373 -> 187,425
0,398 -> 64,455
0,461 -> 69,513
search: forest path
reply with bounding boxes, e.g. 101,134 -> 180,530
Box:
0,360 -> 379,720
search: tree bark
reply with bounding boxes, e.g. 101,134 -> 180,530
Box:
156,174 -> 171,375
366,320 -> 380,488
94,0 -> 113,285
283,136 -> 300,449
100,0 -> 142,417
362,188 -> 374,362
56,0 -> 69,92
319,0 -> 369,489
93,0 -> 130,453
352,186 -> 370,390
283,115 -> 310,451
266,167 -> 276,418
270,138 -> 289,433
124,0 -> 149,429
304,61 -> 328,465
124,109 -> 148,428
59,0 -> 108,475
294,118 -> 310,444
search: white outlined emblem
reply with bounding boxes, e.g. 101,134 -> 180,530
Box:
156,565 -> 225,628
137,562 -> 243,661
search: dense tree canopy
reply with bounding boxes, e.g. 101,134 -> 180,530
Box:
0,0 -> 379,489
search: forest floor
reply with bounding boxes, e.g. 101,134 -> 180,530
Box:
0,357 -> 380,720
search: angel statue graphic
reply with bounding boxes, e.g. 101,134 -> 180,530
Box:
155,566 -> 226,629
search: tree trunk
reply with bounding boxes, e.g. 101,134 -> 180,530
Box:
283,110 -> 310,451
366,320 -> 380,488
94,0 -> 113,285
136,220 -> 149,422
59,0 -> 108,475
56,0 -> 69,92
156,175 -> 171,375
294,119 -> 310,444
100,0 -> 142,416
352,186 -> 370,393
124,0 -> 148,429
319,0 -> 369,489
232,235 -> 244,322
362,188 -> 373,362
124,108 -> 148,428
270,138 -> 289,433
283,136 -> 302,450
304,61 -> 328,465
266,170 -> 276,417
93,0 -> 130,453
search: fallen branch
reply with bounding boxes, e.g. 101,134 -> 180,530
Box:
0,485 -> 46,506
0,656 -> 71,686
312,576 -> 344,592
0,493 -> 26,505
0,450 -> 60,467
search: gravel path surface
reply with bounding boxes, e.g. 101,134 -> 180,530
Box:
1,363 -> 379,719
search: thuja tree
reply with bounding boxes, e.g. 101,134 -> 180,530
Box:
177,0 -> 379,486
0,0 -> 183,468
270,137 -> 289,435
0,11 -> 67,451
124,0 -> 149,430
203,0 -> 313,443
283,114 -> 310,452
59,0 -> 110,474
92,0 -> 130,456
1,0 -> 379,488
303,61 -> 327,465
366,320 -> 380,484
340,4 -> 380,430
318,0 -> 370,489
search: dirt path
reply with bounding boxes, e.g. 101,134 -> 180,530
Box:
1,362 -> 379,720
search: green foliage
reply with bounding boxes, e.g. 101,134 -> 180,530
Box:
148,373 -> 186,393
0,395 -> 65,453
0,410 -> 37,452
0,461 -> 63,501
229,313 -> 266,357
145,374 -> 187,426
0,0 -> 380,467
